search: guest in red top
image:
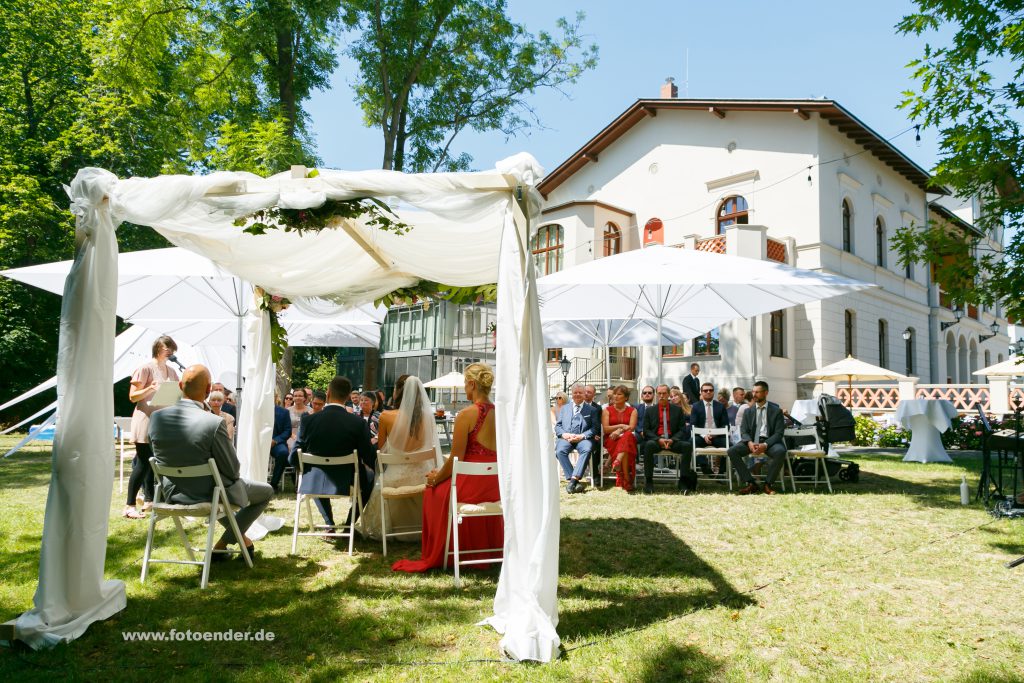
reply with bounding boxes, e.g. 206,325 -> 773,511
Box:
602,385 -> 638,491
392,362 -> 501,573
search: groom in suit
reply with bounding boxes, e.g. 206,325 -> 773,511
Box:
727,380 -> 787,495
555,384 -> 598,494
149,364 -> 273,559
290,375 -> 375,528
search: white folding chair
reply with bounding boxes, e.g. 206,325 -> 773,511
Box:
376,447 -> 436,556
141,457 -> 252,589
291,450 -> 362,556
691,426 -> 733,490
443,457 -> 503,588
784,425 -> 833,493
114,416 -> 135,493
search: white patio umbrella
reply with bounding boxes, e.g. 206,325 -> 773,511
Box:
538,245 -> 874,380
973,357 -> 1024,377
800,355 -> 909,406
424,370 -> 466,408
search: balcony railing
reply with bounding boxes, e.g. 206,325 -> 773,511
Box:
835,386 -> 900,411
916,384 -> 990,411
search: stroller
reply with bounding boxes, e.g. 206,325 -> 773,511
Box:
787,395 -> 860,483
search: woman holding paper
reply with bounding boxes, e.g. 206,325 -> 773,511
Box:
124,335 -> 179,519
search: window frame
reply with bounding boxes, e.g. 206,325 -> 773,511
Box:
845,309 -> 856,357
842,199 -> 853,253
603,222 -> 622,256
531,224 -> 564,276
770,310 -> 785,357
716,195 -> 749,235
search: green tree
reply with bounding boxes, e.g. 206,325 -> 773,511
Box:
342,1 -> 598,171
894,1 -> 1024,322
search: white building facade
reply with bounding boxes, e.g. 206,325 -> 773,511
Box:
536,95 -> 1009,407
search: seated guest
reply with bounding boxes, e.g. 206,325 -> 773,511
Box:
728,386 -> 747,426
604,387 -> 615,406
290,375 -> 375,530
283,393 -> 294,409
692,382 -> 730,477
207,390 -> 235,440
392,363 -> 501,573
311,390 -> 326,413
357,390 -> 381,446
603,385 -> 638,491
550,391 -> 568,427
212,382 -> 236,419
149,364 -> 273,559
554,384 -> 599,494
716,388 -> 730,408
634,385 -> 655,442
728,381 -> 787,495
269,394 -> 292,492
375,390 -> 387,413
287,388 -> 311,451
641,385 -> 693,494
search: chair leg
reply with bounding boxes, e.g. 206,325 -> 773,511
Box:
822,459 -> 833,494
141,509 -> 158,583
173,517 -> 196,562
200,504 -> 218,589
452,506 -> 462,589
291,493 -> 302,554
380,495 -> 388,557
347,489 -> 356,557
443,504 -> 453,571
223,490 -> 252,568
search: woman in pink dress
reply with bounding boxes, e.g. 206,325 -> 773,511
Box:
392,363 -> 502,573
603,385 -> 638,491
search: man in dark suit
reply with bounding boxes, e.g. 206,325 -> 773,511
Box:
290,375 -> 375,528
268,398 -> 292,492
641,384 -> 693,494
555,384 -> 598,494
682,363 -> 701,405
691,381 -> 730,475
150,365 -> 273,558
634,385 -> 655,442
727,380 -> 787,494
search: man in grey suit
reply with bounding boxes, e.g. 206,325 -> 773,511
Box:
727,380 -> 787,495
149,364 -> 273,558
555,384 -> 599,494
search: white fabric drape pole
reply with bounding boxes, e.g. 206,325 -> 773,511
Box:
236,302 -> 273,482
15,168 -> 126,649
485,185 -> 560,662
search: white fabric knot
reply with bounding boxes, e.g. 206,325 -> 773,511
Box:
64,168 -> 118,238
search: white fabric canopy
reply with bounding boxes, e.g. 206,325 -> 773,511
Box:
540,317 -> 695,348
974,356 -> 1024,377
19,155 -> 558,661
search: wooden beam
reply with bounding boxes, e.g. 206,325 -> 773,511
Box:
709,106 -> 725,119
327,215 -> 393,270
582,152 -> 598,163
643,106 -> 658,118
793,108 -> 810,120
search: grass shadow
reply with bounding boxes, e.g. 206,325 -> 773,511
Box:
637,642 -> 723,683
557,517 -> 753,642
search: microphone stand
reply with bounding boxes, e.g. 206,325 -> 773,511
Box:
1008,403 -> 1024,569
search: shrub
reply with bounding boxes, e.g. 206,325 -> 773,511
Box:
876,424 -> 912,448
853,415 -> 879,446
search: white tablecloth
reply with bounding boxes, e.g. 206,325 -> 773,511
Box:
790,399 -> 819,425
895,399 -> 958,463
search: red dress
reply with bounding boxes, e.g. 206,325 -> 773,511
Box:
392,402 -> 503,573
603,404 -> 638,490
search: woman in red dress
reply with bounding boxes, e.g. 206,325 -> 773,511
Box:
603,385 -> 638,491
392,363 -> 502,573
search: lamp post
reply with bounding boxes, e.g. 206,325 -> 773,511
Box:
940,304 -> 964,331
559,355 -> 572,393
902,327 -> 913,375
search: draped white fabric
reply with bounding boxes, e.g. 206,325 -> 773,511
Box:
24,155 -> 558,661
236,301 -> 275,482
15,168 -> 126,648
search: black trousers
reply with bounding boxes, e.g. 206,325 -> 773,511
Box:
728,440 -> 788,487
641,439 -> 693,488
126,442 -> 154,505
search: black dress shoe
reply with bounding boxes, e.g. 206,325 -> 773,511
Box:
241,544 -> 257,562
680,487 -> 696,496
566,480 -> 577,494
210,549 -> 230,563
643,485 -> 654,495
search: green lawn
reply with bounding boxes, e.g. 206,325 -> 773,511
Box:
2,437 -> 1024,682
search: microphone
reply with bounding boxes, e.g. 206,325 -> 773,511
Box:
168,354 -> 186,371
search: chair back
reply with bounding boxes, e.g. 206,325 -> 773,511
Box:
296,450 -> 357,467
784,425 -> 821,446
114,416 -> 133,441
691,425 -> 731,448
451,457 -> 499,477
377,447 -> 436,468
149,458 -> 230,505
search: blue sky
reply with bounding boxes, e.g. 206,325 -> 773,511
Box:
306,0 -> 943,175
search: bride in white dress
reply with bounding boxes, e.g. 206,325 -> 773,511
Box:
357,375 -> 441,540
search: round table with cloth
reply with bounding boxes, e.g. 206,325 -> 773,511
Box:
895,399 -> 958,463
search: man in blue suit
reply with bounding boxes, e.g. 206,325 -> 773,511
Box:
555,384 -> 598,494
268,396 -> 292,492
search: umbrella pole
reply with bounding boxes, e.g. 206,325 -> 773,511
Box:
848,376 -> 853,408
605,344 -> 610,390
656,314 -> 663,385
236,312 -> 244,419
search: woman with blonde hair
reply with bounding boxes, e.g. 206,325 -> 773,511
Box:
550,391 -> 568,426
392,362 -> 502,573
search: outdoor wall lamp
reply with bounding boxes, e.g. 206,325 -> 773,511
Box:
1012,339 -> 1024,356
902,328 -> 912,341
940,304 -> 964,331
979,320 -> 1000,343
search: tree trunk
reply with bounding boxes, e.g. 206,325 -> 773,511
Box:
276,346 -> 294,400
275,26 -> 297,138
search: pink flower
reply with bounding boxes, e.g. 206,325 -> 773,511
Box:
298,211 -> 308,221
271,295 -> 283,302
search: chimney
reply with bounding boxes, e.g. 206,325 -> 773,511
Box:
660,77 -> 678,99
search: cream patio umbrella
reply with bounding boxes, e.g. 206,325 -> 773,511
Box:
800,355 -> 909,406
424,370 -> 466,410
973,357 -> 1024,377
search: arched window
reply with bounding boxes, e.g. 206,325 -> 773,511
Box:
984,350 -> 991,368
644,217 -> 664,245
878,319 -> 888,368
945,331 -> 957,383
716,195 -> 749,235
603,222 -> 621,256
530,224 -> 563,275
842,199 -> 853,253
875,216 -> 886,267
844,309 -> 855,357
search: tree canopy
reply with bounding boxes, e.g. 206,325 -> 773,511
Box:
342,0 -> 598,171
894,0 -> 1024,323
